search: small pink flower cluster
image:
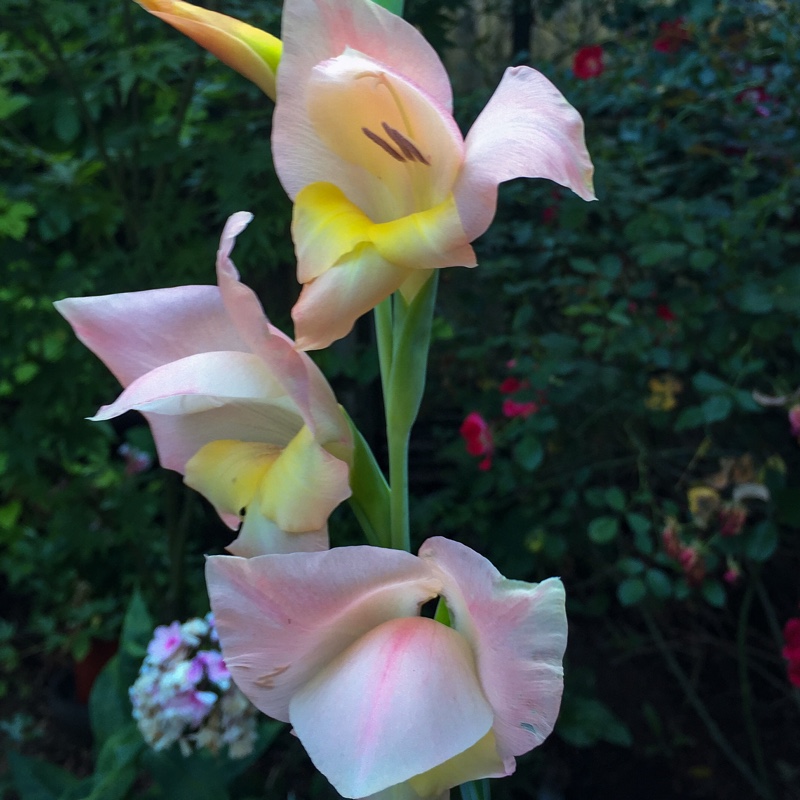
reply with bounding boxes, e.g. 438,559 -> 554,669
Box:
130,613 -> 257,758
499,377 -> 539,420
459,365 -> 546,470
662,524 -> 707,586
661,522 -> 742,587
782,618 -> 800,688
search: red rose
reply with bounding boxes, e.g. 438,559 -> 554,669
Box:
573,46 -> 604,80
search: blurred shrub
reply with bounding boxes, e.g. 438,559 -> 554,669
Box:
0,0 -> 293,669
420,1 -> 800,795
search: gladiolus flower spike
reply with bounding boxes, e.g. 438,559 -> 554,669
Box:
207,536 -> 567,799
55,213 -> 353,556
273,0 -> 595,349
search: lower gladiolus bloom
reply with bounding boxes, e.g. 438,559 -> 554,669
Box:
55,213 -> 352,555
206,537 -> 567,799
271,0 -> 595,349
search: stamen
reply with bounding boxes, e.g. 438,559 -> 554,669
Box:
362,127 -> 406,162
382,122 -> 431,165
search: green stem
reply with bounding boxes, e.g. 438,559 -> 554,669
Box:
381,274 -> 438,552
641,608 -> 769,798
388,425 -> 410,551
374,296 -> 393,403
736,578 -> 773,798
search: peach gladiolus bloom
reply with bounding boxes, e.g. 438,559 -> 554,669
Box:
55,213 -> 352,556
206,536 -> 567,799
273,0 -> 595,349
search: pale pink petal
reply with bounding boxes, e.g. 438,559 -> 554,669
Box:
139,401 -> 302,477
419,537 -> 567,760
455,66 -> 596,241
291,249 -> 410,351
227,504 -> 329,557
289,617 -> 493,798
54,286 -> 248,387
215,212 -> 352,448
205,548 -> 441,722
91,351 -> 303,471
274,0 -> 453,202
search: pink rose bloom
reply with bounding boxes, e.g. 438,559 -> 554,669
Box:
499,377 -> 523,395
460,412 -> 494,470
206,537 -> 567,799
502,399 -> 539,419
789,405 -> 800,438
572,45 -> 604,80
782,618 -> 800,663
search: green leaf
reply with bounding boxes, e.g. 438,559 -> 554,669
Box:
604,486 -> 626,512
81,724 -> 143,800
89,657 -> 130,746
701,579 -> 726,608
645,568 -> 672,599
570,257 -> 597,274
143,747 -> 230,800
734,283 -> 773,314
588,516 -> 619,544
637,241 -> 687,267
556,696 -> 632,748
619,557 -> 645,576
744,521 -> 778,562
459,779 -> 491,800
774,489 -> 800,528
7,751 -> 86,800
513,437 -> 544,472
692,371 -> 729,394
345,414 -> 390,548
617,577 -> 646,606
689,249 -> 716,271
675,405 -> 706,430
626,512 -> 651,537
387,273 -> 437,435
702,394 -> 732,424
370,0 -> 404,13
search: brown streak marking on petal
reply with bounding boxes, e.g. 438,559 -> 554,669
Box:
361,127 -> 406,162
381,122 -> 431,165
254,664 -> 290,689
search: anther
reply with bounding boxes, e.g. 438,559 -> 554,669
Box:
381,122 -> 431,165
362,127 -> 406,162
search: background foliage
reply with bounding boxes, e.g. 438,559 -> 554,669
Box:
1,0 -> 799,798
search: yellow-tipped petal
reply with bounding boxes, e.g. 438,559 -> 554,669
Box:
135,0 -> 282,100
259,426 -> 351,533
185,439 -> 282,518
368,193 -> 476,271
292,182 -> 373,283
407,730 -> 508,798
